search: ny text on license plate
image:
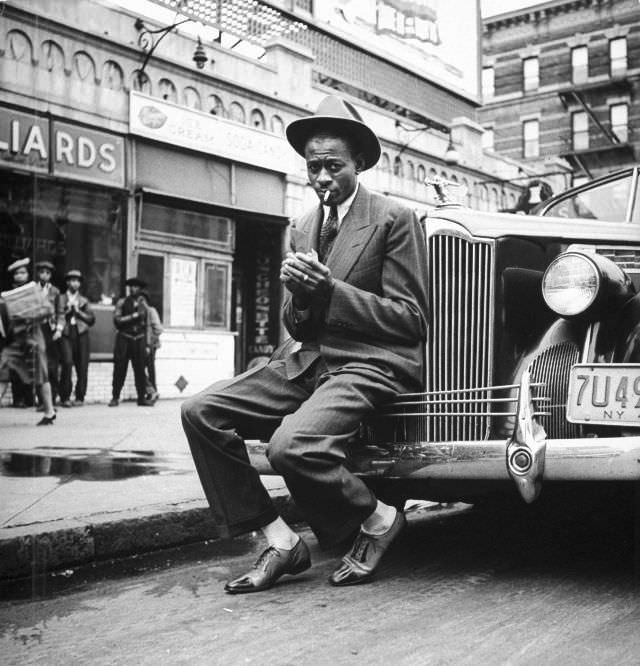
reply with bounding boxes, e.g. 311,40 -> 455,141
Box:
567,364 -> 640,425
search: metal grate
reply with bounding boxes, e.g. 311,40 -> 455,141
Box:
528,342 -> 580,440
426,232 -> 495,442
362,231 -> 496,444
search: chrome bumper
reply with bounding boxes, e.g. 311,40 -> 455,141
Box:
246,370 -> 640,502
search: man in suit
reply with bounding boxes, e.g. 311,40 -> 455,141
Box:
181,95 -> 429,593
109,277 -> 154,407
58,270 -> 95,407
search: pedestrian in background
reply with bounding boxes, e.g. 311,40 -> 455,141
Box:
0,258 -> 57,425
109,277 -> 154,407
35,260 -> 62,407
58,270 -> 95,407
140,290 -> 162,403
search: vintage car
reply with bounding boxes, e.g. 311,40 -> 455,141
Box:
249,167 -> 640,515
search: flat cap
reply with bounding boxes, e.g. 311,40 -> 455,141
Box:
7,257 -> 30,273
65,269 -> 83,281
125,276 -> 147,288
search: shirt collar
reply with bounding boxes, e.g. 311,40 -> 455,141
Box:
323,182 -> 359,228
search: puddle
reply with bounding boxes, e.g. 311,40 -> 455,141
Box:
1,447 -> 192,480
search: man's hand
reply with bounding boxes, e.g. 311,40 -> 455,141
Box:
280,251 -> 335,308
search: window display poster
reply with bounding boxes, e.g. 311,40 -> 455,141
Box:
170,257 -> 197,327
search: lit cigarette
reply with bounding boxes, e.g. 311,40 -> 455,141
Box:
323,190 -> 330,204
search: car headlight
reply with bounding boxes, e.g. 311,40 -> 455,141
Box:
542,254 -> 599,316
542,251 -> 634,320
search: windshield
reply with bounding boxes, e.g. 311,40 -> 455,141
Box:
542,171 -> 639,222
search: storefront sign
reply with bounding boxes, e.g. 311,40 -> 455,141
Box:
248,254 -> 274,358
0,105 -> 125,187
0,107 -> 49,173
129,92 -> 293,174
52,121 -> 124,187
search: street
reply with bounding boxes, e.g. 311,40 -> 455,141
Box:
2,497 -> 639,666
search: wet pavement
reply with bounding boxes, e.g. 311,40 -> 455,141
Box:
0,399 -> 292,580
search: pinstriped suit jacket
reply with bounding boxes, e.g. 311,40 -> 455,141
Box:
282,184 -> 429,392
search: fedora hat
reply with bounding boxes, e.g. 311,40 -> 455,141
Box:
35,260 -> 55,272
125,276 -> 147,288
65,269 -> 83,281
286,95 -> 381,170
7,257 -> 30,274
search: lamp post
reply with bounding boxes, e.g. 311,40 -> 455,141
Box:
134,16 -> 209,85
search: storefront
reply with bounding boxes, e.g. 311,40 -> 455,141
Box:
0,103 -> 127,402
129,92 -> 293,396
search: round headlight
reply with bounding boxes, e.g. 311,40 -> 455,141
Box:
542,253 -> 599,316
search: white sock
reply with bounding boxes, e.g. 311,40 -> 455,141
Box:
362,500 -> 397,536
261,517 -> 300,550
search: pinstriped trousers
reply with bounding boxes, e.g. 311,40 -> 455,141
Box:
181,353 -> 398,546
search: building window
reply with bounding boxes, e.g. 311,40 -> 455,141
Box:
482,127 -> 494,151
523,119 -> 539,158
610,37 -> 627,77
229,102 -> 246,124
416,164 -> 426,182
572,111 -> 589,150
482,66 -> 494,99
571,46 -> 588,84
523,57 -> 539,92
393,156 -> 403,177
611,103 -> 628,143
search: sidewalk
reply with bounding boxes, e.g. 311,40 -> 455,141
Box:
0,399 -> 297,580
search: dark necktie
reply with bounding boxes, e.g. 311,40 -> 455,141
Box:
318,204 -> 339,263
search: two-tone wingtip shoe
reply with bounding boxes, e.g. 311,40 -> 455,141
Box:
224,538 -> 311,594
329,510 -> 407,587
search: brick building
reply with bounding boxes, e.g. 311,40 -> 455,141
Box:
479,0 -> 639,199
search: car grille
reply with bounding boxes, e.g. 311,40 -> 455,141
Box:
527,342 -> 580,439
425,231 -> 495,442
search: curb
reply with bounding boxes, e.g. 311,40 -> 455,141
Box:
0,494 -> 304,581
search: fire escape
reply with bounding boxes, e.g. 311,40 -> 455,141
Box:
557,77 -> 634,177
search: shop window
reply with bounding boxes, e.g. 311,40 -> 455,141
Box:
205,262 -> 229,327
610,103 -> 628,143
159,78 -> 177,102
523,57 -> 538,92
572,111 -> 588,151
102,60 -> 124,91
523,119 -> 539,158
138,253 -> 165,321
250,109 -> 266,130
571,46 -> 588,84
482,66 -> 494,99
0,174 -> 123,301
40,40 -> 65,73
229,102 -> 246,124
6,30 -> 32,63
183,86 -> 201,110
610,37 -> 627,77
208,94 -> 225,116
140,202 -> 233,252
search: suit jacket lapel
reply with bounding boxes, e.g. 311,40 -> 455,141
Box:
327,186 -> 377,281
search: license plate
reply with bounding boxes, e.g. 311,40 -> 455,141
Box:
567,364 -> 640,425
